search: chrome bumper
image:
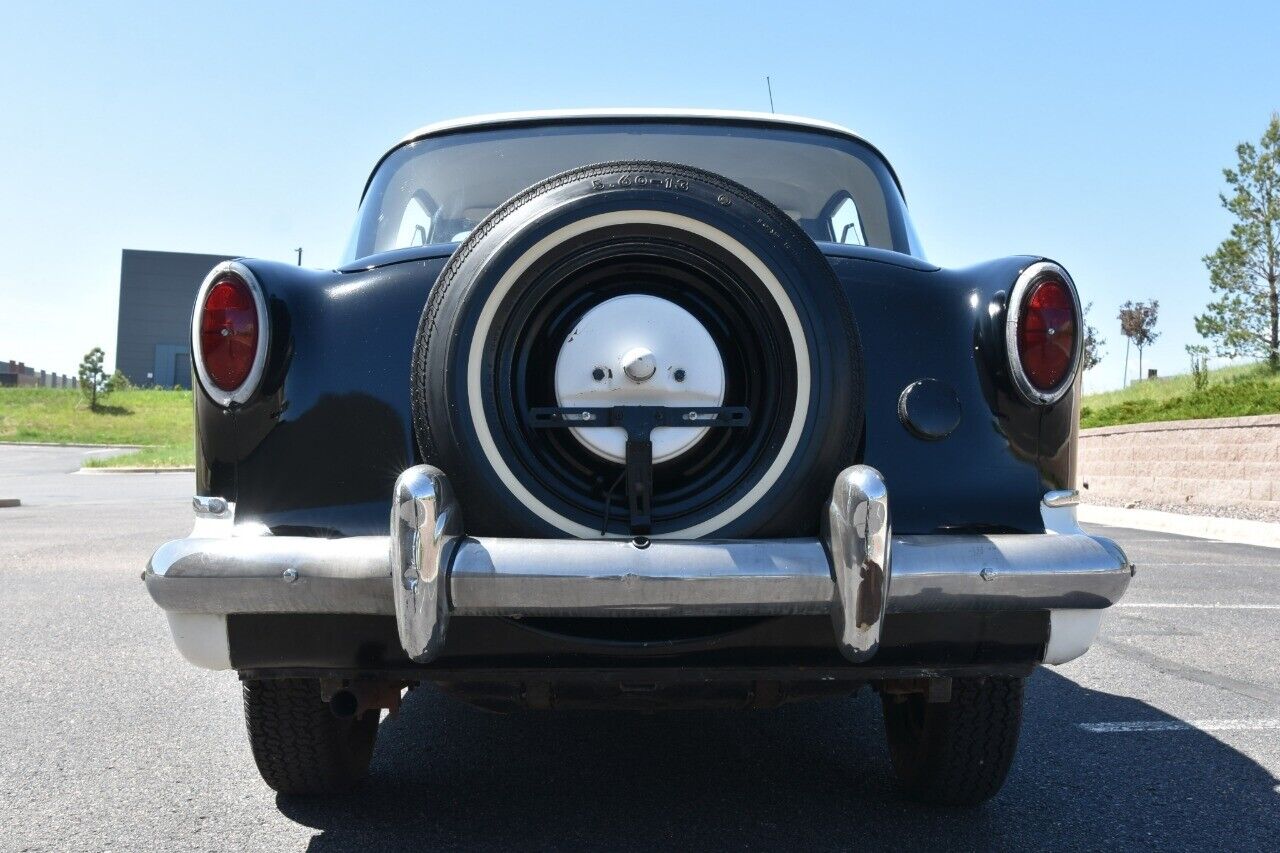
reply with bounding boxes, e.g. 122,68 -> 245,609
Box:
145,465 -> 1132,665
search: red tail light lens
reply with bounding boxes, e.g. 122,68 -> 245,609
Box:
1016,275 -> 1076,393
199,273 -> 259,392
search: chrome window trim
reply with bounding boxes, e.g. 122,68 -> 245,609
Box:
190,260 -> 270,407
1004,261 -> 1083,405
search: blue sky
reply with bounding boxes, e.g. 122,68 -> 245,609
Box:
1,1 -> 1277,390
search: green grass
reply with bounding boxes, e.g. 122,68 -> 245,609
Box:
1081,362 -> 1280,428
82,441 -> 195,469
0,387 -> 194,467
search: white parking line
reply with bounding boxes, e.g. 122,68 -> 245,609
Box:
1130,562 -> 1274,568
1080,719 -> 1280,733
1116,603 -> 1280,610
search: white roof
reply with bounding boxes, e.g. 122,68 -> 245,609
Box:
394,108 -> 873,148
380,109 -> 901,195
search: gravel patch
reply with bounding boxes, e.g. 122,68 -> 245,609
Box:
1083,495 -> 1280,524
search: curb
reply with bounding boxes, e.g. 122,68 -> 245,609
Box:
0,441 -> 143,449
77,467 -> 195,475
1079,503 -> 1280,550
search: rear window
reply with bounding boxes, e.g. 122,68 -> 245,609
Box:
345,121 -> 919,262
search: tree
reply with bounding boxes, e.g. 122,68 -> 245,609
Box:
1196,113 -> 1280,370
1082,302 -> 1105,371
78,347 -> 110,410
1118,300 -> 1160,382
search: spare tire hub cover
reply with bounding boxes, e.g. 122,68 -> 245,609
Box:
554,293 -> 725,463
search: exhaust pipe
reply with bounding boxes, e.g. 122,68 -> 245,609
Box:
329,689 -> 360,719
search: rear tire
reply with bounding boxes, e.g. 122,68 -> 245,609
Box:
880,676 -> 1024,806
242,678 -> 379,795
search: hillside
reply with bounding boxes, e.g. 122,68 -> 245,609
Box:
1080,362 -> 1280,428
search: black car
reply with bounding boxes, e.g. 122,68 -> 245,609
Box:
145,110 -> 1132,805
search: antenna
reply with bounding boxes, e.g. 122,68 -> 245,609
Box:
766,76 -> 775,113
295,247 -> 303,266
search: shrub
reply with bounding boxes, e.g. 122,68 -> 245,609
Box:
1186,345 -> 1210,392
106,369 -> 132,392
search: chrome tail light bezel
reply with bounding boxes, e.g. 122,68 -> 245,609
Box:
191,260 -> 270,407
1004,260 -> 1083,405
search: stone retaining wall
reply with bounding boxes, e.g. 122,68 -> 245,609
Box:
1078,414 -> 1280,507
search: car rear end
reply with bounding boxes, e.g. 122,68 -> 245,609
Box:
143,112 -> 1132,803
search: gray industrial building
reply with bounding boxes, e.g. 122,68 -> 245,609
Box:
115,249 -> 237,388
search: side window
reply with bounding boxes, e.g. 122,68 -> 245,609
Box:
395,196 -> 434,248
828,196 -> 866,246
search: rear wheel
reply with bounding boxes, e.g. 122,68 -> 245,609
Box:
242,678 -> 379,795
880,676 -> 1024,806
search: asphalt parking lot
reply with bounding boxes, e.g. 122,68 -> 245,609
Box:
2,444 -> 1278,851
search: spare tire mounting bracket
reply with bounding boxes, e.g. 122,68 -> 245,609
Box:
529,405 -> 751,534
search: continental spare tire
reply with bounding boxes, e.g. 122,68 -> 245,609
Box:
412,161 -> 862,539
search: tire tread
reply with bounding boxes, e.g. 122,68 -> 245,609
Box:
883,676 -> 1024,806
242,678 -> 377,796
